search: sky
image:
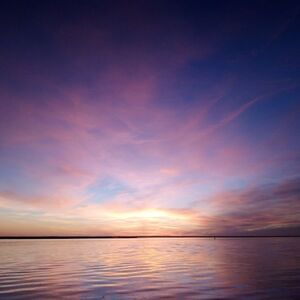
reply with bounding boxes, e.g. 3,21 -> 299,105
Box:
0,0 -> 299,236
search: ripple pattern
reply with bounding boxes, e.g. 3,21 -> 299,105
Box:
0,238 -> 300,299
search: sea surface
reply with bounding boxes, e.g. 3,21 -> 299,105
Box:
0,238 -> 299,299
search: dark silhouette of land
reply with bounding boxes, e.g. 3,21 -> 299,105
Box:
0,235 -> 299,239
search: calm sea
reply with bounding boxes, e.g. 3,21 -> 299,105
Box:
0,238 -> 299,299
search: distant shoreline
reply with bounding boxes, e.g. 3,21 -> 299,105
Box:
0,235 -> 299,239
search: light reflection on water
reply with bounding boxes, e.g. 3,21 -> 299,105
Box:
0,238 -> 300,299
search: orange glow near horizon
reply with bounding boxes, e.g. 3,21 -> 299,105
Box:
107,209 -> 189,221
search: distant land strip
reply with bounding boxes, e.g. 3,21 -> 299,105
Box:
0,235 -> 300,239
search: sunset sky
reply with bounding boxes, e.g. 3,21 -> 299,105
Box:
0,0 -> 299,236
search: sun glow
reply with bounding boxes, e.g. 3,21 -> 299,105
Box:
107,209 -> 189,221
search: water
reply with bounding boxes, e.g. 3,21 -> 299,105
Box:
0,238 -> 299,299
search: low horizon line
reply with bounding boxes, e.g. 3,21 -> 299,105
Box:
1,235 -> 300,239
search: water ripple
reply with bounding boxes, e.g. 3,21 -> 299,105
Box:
0,238 -> 300,299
